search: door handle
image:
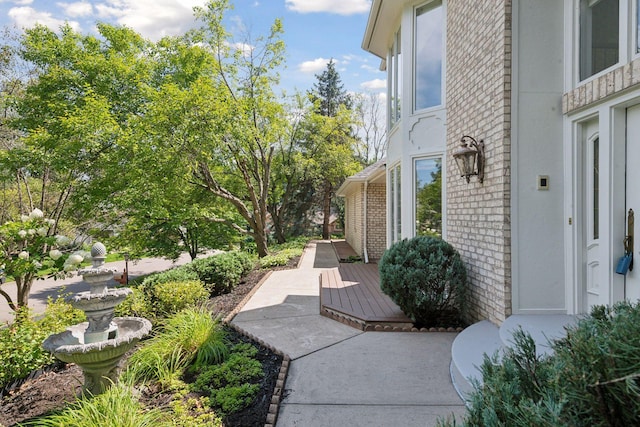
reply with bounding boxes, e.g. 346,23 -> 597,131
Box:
625,209 -> 634,272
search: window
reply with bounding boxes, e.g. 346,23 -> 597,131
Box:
592,137 -> 599,240
414,2 -> 443,111
580,0 -> 619,81
389,164 -> 401,243
415,158 -> 442,237
389,28 -> 402,126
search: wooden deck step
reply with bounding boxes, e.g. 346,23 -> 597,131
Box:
319,263 -> 413,331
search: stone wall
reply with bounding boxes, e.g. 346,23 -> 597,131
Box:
445,0 -> 512,324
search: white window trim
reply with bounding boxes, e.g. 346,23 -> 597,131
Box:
412,154 -> 446,239
570,0 -> 631,86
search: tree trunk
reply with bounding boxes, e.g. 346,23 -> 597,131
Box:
322,180 -> 332,240
254,230 -> 268,258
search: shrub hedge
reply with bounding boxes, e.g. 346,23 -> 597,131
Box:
379,236 -> 467,327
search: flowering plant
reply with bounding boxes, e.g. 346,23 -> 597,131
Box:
0,209 -> 85,313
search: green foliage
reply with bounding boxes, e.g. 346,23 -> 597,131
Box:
445,301 -> 640,427
169,393 -> 222,427
24,382 -> 167,427
114,286 -> 152,318
116,278 -> 209,320
191,343 -> 263,415
379,236 -> 467,327
0,298 -> 85,389
125,308 -> 228,387
140,268 -> 200,289
187,252 -> 254,296
152,280 -> 209,317
258,248 -> 302,268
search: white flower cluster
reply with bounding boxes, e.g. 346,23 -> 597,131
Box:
14,209 -> 84,271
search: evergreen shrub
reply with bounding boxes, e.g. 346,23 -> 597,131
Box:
440,301 -> 640,427
378,236 -> 467,327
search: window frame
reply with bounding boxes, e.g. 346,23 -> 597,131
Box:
388,28 -> 402,129
413,156 -> 443,238
413,0 -> 444,113
388,163 -> 402,244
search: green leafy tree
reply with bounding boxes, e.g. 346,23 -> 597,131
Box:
307,61 -> 359,239
267,93 -> 316,242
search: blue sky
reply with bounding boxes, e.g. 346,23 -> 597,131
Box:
0,0 -> 387,96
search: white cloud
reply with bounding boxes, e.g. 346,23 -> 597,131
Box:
230,41 -> 254,57
94,0 -> 208,40
285,0 -> 370,15
57,1 -> 93,18
0,0 -> 35,5
298,57 -> 334,74
360,78 -> 386,91
8,6 -> 80,31
360,63 -> 380,73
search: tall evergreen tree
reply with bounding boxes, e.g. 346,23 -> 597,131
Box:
308,60 -> 358,240
309,59 -> 351,117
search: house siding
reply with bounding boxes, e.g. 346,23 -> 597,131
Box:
366,183 -> 387,262
445,0 -> 513,324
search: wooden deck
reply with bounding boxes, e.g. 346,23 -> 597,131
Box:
331,240 -> 361,262
320,263 -> 413,331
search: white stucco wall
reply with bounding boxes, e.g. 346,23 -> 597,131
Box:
511,0 -> 566,313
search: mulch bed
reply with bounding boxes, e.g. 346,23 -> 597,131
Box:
0,256 -> 300,427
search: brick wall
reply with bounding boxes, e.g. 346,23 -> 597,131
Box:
366,183 -> 386,261
445,0 -> 512,324
564,57 -> 640,114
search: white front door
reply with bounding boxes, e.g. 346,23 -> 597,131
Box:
625,106 -> 640,300
582,119 -> 606,309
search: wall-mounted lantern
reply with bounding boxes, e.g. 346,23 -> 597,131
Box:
453,135 -> 484,184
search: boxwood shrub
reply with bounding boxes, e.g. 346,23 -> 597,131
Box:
379,236 -> 467,327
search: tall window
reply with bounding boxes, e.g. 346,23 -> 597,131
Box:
389,29 -> 402,126
389,164 -> 402,243
415,158 -> 442,237
580,0 -> 619,81
414,2 -> 443,111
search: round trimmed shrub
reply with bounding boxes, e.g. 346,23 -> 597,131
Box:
379,236 -> 467,327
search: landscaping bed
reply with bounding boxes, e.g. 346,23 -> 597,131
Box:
0,255 -> 299,427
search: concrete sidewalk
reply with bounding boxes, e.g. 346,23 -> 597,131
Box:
0,254 -> 193,324
231,241 -> 465,427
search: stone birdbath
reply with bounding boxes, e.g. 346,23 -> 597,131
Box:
42,242 -> 151,395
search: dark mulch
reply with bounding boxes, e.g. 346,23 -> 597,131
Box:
0,256 -> 299,427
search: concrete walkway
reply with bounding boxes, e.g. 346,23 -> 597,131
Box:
0,254 -> 194,324
231,241 -> 465,427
